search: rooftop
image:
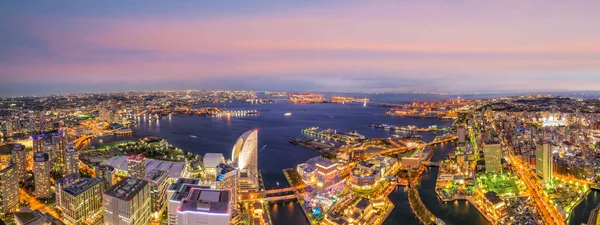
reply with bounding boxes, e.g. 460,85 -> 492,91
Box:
203,153 -> 224,168
104,178 -> 148,201
102,156 -> 185,178
12,144 -> 25,152
171,184 -> 212,202
485,191 -> 503,205
34,153 -> 49,162
177,188 -> 230,214
168,178 -> 200,192
145,169 -> 168,182
55,173 -> 80,185
63,178 -> 103,196
65,147 -> 77,154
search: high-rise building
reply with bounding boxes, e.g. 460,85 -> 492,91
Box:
61,178 -> 104,224
0,162 -> 19,214
216,170 -> 238,215
127,155 -> 146,179
175,188 -> 231,225
458,126 -> 466,144
64,146 -> 79,176
231,129 -> 259,191
34,152 -> 52,198
55,173 -> 80,210
33,135 -> 44,153
95,164 -> 115,190
536,142 -> 553,183
145,169 -> 169,219
11,144 -> 27,182
167,179 -> 205,225
103,178 -> 151,225
484,144 -> 502,173
52,135 -> 67,166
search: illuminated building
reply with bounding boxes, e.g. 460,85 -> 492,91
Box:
33,135 -> 44,153
60,178 -> 104,224
401,157 -> 421,170
103,178 -> 151,225
0,162 -> 19,214
34,152 -> 52,199
11,144 -> 26,182
297,163 -> 317,184
542,115 -> 567,127
95,164 -> 115,190
535,142 -> 553,183
52,135 -> 67,166
306,156 -> 340,189
176,188 -> 231,225
483,144 -> 502,173
203,153 -> 224,179
167,178 -> 201,225
231,129 -> 258,191
64,146 -> 79,176
14,208 -> 65,225
127,155 -> 146,179
216,170 -> 238,215
474,190 -> 508,222
55,173 -> 80,210
145,169 -> 169,218
167,179 -> 213,225
350,156 -> 399,190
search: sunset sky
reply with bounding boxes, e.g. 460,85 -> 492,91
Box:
1,1 -> 600,96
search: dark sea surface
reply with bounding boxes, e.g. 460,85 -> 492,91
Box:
88,101 -> 597,225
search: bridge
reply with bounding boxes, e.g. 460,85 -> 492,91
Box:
370,136 -> 458,157
240,185 -> 305,202
73,135 -> 94,150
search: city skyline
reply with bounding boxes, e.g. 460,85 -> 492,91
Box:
2,1 -> 600,96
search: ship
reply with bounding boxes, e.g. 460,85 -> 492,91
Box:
284,112 -> 292,116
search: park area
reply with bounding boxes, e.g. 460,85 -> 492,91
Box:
476,172 -> 526,196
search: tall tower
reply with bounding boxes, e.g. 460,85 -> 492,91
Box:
34,152 -> 52,198
64,146 -> 79,176
11,144 -> 27,182
231,129 -> 259,191
535,142 -> 553,184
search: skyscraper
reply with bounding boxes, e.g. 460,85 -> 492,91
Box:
127,155 -> 146,179
231,129 -> 259,191
0,162 -> 19,214
52,134 -> 66,166
103,178 -> 151,225
64,146 -> 79,176
95,164 -> 115,190
34,152 -> 52,198
536,142 -> 553,183
145,169 -> 169,219
11,144 -> 27,182
60,178 -> 104,224
33,135 -> 44,153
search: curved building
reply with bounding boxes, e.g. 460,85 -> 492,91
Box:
231,129 -> 259,191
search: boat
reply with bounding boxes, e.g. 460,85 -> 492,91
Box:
190,135 -> 198,139
284,112 -> 292,116
289,137 -> 300,144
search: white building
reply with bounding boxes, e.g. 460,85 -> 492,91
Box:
232,129 -> 259,191
176,188 -> 231,225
